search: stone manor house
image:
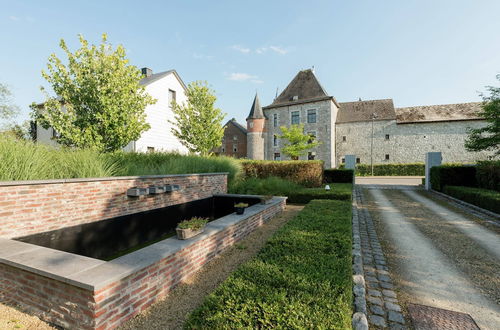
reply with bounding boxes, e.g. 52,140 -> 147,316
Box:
239,69 -> 491,168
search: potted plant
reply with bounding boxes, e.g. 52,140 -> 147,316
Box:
176,217 -> 208,240
234,202 -> 249,215
260,195 -> 273,205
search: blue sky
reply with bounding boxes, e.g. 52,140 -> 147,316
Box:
1,0 -> 500,125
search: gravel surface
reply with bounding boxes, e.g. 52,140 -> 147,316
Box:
0,303 -> 55,330
119,204 -> 304,330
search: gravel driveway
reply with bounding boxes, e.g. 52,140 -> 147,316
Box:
361,186 -> 500,330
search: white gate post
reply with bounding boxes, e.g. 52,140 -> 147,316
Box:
425,152 -> 442,190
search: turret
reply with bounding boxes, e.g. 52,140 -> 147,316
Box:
246,94 -> 266,160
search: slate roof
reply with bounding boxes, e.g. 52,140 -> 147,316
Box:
225,118 -> 247,134
247,94 -> 264,119
395,102 -> 483,123
264,69 -> 336,109
139,69 -> 187,91
336,99 -> 396,123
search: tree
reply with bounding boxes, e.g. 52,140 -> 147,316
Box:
465,74 -> 500,156
31,34 -> 156,152
279,124 -> 320,160
0,83 -> 20,129
169,81 -> 226,156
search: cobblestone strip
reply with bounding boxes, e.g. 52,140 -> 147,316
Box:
355,187 -> 407,329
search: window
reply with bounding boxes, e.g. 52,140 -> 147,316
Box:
356,158 -> 360,164
168,89 -> 176,108
273,135 -> 278,147
147,146 -> 155,152
385,154 -> 390,160
307,109 -> 317,123
249,122 -> 254,128
274,152 -> 281,161
385,134 -> 390,140
233,135 -> 238,141
221,147 -> 225,153
341,158 -> 345,163
342,136 -> 346,142
307,131 -> 316,144
308,152 -> 316,160
52,128 -> 60,139
233,144 -> 237,152
273,113 -> 278,127
291,111 -> 300,125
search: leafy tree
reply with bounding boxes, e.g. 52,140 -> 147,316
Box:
465,74 -> 500,156
31,34 -> 156,152
279,124 -> 320,160
0,83 -> 20,128
169,81 -> 226,156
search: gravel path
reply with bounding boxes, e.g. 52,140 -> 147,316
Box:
363,187 -> 500,330
119,205 -> 303,330
0,303 -> 55,329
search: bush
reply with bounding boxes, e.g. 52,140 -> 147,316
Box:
240,160 -> 323,187
186,199 -> 353,329
476,161 -> 500,192
443,186 -> 500,214
324,169 -> 354,183
287,185 -> 352,204
430,165 -> 477,191
355,163 -> 424,176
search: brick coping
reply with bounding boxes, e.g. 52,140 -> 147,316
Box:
0,195 -> 285,292
0,172 -> 229,187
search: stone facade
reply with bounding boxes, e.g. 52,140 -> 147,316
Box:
335,119 -> 491,165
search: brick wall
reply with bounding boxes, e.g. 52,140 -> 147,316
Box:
0,173 -> 227,239
0,199 -> 286,329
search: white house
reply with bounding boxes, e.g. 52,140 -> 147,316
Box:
36,67 -> 189,153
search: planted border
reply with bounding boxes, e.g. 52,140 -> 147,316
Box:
443,186 -> 500,214
186,199 -> 353,329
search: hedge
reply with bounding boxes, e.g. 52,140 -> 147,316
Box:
443,186 -> 500,214
186,199 -> 353,329
324,168 -> 354,183
430,165 -> 477,192
287,186 -> 352,204
355,163 -> 424,176
476,161 -> 500,192
240,160 -> 323,187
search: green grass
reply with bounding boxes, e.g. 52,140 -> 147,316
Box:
443,185 -> 500,214
185,199 -> 353,329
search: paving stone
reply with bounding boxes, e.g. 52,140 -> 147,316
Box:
354,296 -> 367,314
389,323 -> 408,330
385,297 -> 398,303
380,281 -> 394,289
370,304 -> 385,316
388,311 -> 405,324
367,281 -> 380,289
365,275 -> 378,282
367,296 -> 383,306
353,284 -> 365,297
382,289 -> 397,298
376,265 -> 389,271
386,302 -> 402,312
378,274 -> 392,283
368,289 -> 382,297
352,312 -> 369,330
369,315 -> 387,328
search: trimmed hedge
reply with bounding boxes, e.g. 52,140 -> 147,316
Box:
186,199 -> 353,329
476,161 -> 500,192
324,168 -> 354,183
430,165 -> 477,192
443,186 -> 500,214
355,163 -> 424,176
287,186 -> 352,204
240,160 -> 323,187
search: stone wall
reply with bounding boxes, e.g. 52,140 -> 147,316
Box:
263,99 -> 337,168
335,119 -> 492,166
0,174 -> 227,239
0,198 -> 286,329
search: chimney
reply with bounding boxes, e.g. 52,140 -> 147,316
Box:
141,67 -> 153,77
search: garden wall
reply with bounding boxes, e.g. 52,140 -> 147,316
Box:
0,173 -> 227,239
0,197 -> 286,329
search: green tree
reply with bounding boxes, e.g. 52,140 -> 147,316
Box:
0,83 -> 20,128
31,34 -> 156,152
465,74 -> 500,156
279,124 -> 320,160
169,81 -> 226,156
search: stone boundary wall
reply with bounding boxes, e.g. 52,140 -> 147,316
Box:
0,197 -> 286,329
0,173 -> 227,239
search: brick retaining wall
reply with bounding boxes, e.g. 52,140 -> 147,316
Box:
0,197 -> 286,329
0,173 -> 227,239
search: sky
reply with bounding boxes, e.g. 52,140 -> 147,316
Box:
1,0 -> 500,126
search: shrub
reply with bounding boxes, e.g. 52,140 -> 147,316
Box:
287,185 -> 352,204
240,160 -> 323,187
476,160 -> 500,192
443,186 -> 500,214
355,163 -> 424,176
177,217 -> 208,230
324,169 -> 354,183
186,199 -> 353,329
430,165 -> 477,191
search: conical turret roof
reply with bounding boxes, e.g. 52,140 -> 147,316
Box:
246,93 -> 264,119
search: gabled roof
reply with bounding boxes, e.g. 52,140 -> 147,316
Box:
140,69 -> 188,91
247,93 -> 264,119
267,69 -> 332,108
224,118 -> 247,134
336,99 -> 396,123
395,102 -> 482,124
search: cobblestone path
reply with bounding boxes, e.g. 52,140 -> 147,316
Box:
357,185 -> 500,330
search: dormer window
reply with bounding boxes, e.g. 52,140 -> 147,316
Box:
292,95 -> 299,101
